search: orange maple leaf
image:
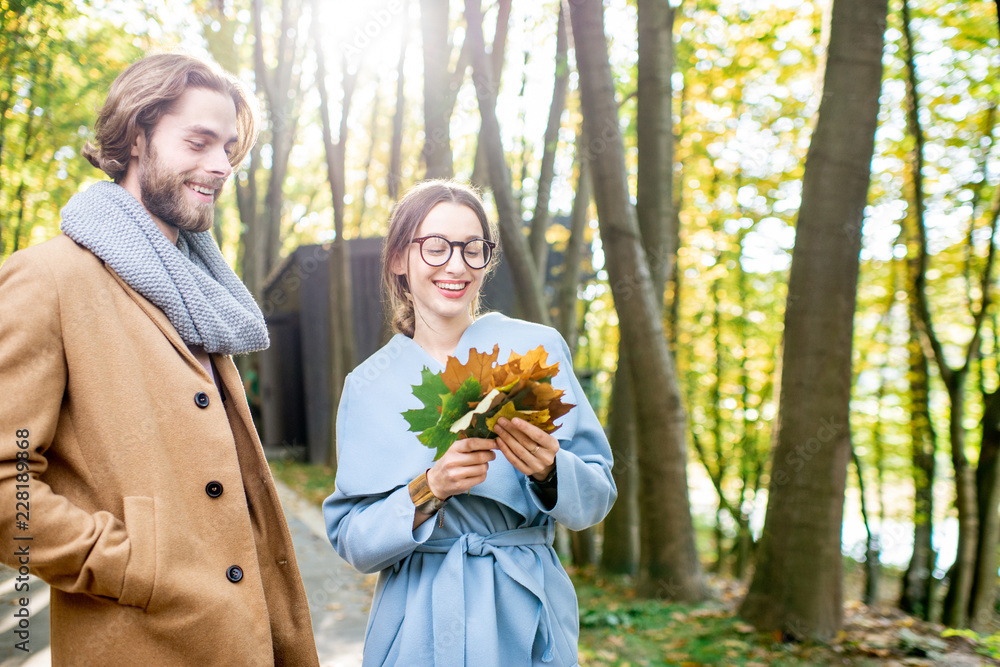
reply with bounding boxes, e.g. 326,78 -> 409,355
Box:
441,344 -> 500,393
506,346 -> 560,382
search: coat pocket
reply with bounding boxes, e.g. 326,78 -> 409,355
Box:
118,495 -> 157,610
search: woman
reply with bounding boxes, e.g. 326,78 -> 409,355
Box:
324,180 -> 616,666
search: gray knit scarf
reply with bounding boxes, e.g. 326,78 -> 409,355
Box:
60,181 -> 269,355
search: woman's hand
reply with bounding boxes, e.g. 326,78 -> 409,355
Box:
426,438 -> 497,499
493,417 -> 559,481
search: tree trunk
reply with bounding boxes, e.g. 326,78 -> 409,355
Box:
970,387 -> 1000,630
313,11 -> 358,466
902,0 -> 1000,621
600,344 -> 639,575
332,54 -> 359,417
569,528 -> 597,568
464,0 -> 549,326
389,8 -> 409,201
899,314 -> 938,619
739,0 -> 887,640
528,3 -> 569,276
636,0 -> 675,299
553,120 -> 598,568
733,253 -> 758,581
236,141 -> 262,297
556,126 -> 591,354
419,0 -> 454,179
853,448 -> 880,606
569,0 -> 703,601
897,1 -> 940,611
469,0 -> 512,189
255,0 -> 304,281
356,81 -> 382,228
709,271 -> 726,572
943,381 -> 977,627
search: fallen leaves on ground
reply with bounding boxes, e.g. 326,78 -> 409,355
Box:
574,571 -> 999,666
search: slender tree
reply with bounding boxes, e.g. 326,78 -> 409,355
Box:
973,364 -> 1000,629
601,342 -> 639,575
528,3 -> 569,276
740,0 -> 888,639
599,0 -> 678,578
388,2 -> 409,200
569,0 -> 703,601
469,0 -> 512,189
249,0 -> 306,297
313,5 -> 359,465
900,0 -> 1000,627
556,125 -> 591,351
899,252 -> 938,618
420,0 -> 456,179
636,0 -> 675,298
464,0 -> 549,325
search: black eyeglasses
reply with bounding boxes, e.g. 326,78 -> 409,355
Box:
411,235 -> 496,269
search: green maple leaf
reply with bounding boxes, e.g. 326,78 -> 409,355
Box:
402,367 -> 450,433
416,376 -> 483,459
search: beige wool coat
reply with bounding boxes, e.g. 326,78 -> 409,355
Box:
0,234 -> 320,666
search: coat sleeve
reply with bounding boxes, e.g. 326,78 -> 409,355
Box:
323,487 -> 435,574
323,373 -> 435,574
0,249 -> 151,607
526,332 -> 617,530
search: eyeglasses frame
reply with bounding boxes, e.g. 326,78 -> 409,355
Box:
410,234 -> 496,269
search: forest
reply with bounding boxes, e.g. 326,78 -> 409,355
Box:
3,0 -> 1000,661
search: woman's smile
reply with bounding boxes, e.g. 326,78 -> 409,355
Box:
434,280 -> 470,298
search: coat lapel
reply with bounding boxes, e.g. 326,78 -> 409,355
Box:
214,356 -> 260,444
104,264 -> 214,383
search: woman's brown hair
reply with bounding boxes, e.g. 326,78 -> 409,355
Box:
82,53 -> 259,182
382,180 -> 499,337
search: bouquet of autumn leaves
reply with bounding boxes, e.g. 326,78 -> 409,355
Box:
403,344 -> 575,460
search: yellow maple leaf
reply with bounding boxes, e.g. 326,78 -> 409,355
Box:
486,401 -> 552,433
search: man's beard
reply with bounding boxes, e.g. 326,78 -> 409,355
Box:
139,145 -> 224,234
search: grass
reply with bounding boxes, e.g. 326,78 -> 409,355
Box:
269,458 -> 337,506
575,572 -> 842,666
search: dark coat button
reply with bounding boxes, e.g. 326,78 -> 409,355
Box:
205,481 -> 224,498
227,565 -> 243,583
195,392 -> 210,408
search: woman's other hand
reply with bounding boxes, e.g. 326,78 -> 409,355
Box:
493,417 -> 558,481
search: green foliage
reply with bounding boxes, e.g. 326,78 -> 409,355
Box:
402,368 -> 451,432
0,1 -> 142,259
941,628 -> 1000,660
404,373 -> 483,459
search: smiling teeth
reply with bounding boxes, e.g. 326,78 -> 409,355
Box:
436,282 -> 465,291
190,184 -> 215,195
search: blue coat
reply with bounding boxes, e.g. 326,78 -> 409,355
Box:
324,313 -> 616,666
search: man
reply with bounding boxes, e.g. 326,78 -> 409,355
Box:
0,54 -> 320,665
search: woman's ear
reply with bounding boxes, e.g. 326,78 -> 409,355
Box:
390,250 -> 407,276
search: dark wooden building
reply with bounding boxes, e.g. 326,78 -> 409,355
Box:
259,239 -> 387,463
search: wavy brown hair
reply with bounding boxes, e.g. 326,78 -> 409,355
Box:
82,53 -> 259,182
382,180 -> 499,337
